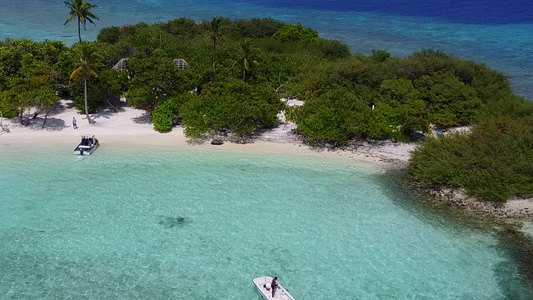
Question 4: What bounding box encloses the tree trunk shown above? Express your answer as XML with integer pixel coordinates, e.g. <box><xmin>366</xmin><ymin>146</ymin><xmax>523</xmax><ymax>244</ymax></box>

<box><xmin>84</xmin><ymin>76</ymin><xmax>92</xmax><ymax>124</ymax></box>
<box><xmin>78</xmin><ymin>18</ymin><xmax>82</xmax><ymax>43</ymax></box>
<box><xmin>18</xmin><ymin>111</ymin><xmax>24</xmax><ymax>125</ymax></box>
<box><xmin>106</xmin><ymin>99</ymin><xmax>119</xmax><ymax>113</ymax></box>
<box><xmin>212</xmin><ymin>40</ymin><xmax>216</xmax><ymax>69</ymax></box>
<box><xmin>243</xmin><ymin>69</ymin><xmax>246</xmax><ymax>81</ymax></box>
<box><xmin>42</xmin><ymin>110</ymin><xmax>49</xmax><ymax>128</ymax></box>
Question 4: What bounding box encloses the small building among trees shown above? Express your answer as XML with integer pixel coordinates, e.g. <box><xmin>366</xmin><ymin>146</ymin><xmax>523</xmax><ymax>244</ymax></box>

<box><xmin>173</xmin><ymin>59</ymin><xmax>188</xmax><ymax>69</ymax></box>
<box><xmin>112</xmin><ymin>58</ymin><xmax>128</xmax><ymax>72</ymax></box>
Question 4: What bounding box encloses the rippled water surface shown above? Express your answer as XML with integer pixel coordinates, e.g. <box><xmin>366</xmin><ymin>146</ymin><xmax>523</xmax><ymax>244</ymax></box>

<box><xmin>0</xmin><ymin>146</ymin><xmax>530</xmax><ymax>299</ymax></box>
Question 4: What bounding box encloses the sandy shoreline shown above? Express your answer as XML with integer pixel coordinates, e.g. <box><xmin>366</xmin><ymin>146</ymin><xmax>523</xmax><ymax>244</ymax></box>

<box><xmin>0</xmin><ymin>132</ymin><xmax>385</xmax><ymax>168</ymax></box>
<box><xmin>0</xmin><ymin>101</ymin><xmax>412</xmax><ymax>168</ymax></box>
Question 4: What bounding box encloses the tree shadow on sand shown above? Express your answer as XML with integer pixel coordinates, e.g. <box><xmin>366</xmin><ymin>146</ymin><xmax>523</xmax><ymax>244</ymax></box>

<box><xmin>6</xmin><ymin>115</ymin><xmax>68</xmax><ymax>131</ymax></box>
<box><xmin>30</xmin><ymin>118</ymin><xmax>67</xmax><ymax>131</ymax></box>
<box><xmin>132</xmin><ymin>112</ymin><xmax>152</xmax><ymax>124</ymax></box>
<box><xmin>90</xmin><ymin>110</ymin><xmax>118</xmax><ymax>122</ymax></box>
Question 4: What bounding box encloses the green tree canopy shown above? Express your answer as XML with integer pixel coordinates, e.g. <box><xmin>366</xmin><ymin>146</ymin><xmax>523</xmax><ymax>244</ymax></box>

<box><xmin>289</xmin><ymin>88</ymin><xmax>371</xmax><ymax>144</ymax></box>
<box><xmin>69</xmin><ymin>42</ymin><xmax>100</xmax><ymax>123</ymax></box>
<box><xmin>272</xmin><ymin>22</ymin><xmax>319</xmax><ymax>42</ymax></box>
<box><xmin>233</xmin><ymin>38</ymin><xmax>261</xmax><ymax>80</ymax></box>
<box><xmin>410</xmin><ymin>116</ymin><xmax>533</xmax><ymax>202</ymax></box>
<box><xmin>181</xmin><ymin>78</ymin><xmax>282</xmax><ymax>137</ymax></box>
<box><xmin>205</xmin><ymin>17</ymin><xmax>224</xmax><ymax>69</ymax></box>
<box><xmin>127</xmin><ymin>55</ymin><xmax>189</xmax><ymax>112</ymax></box>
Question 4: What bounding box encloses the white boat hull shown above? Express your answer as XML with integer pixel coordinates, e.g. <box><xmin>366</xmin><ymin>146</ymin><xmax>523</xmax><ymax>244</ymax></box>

<box><xmin>74</xmin><ymin>143</ymin><xmax>99</xmax><ymax>155</ymax></box>
<box><xmin>253</xmin><ymin>277</ymin><xmax>295</xmax><ymax>300</ymax></box>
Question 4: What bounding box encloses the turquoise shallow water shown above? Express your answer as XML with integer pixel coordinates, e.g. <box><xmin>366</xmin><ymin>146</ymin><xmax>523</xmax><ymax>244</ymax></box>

<box><xmin>0</xmin><ymin>146</ymin><xmax>530</xmax><ymax>299</ymax></box>
<box><xmin>0</xmin><ymin>0</ymin><xmax>532</xmax><ymax>99</ymax></box>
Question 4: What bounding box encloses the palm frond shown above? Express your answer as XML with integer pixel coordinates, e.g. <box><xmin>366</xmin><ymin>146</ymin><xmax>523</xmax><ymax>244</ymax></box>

<box><xmin>64</xmin><ymin>14</ymin><xmax>76</xmax><ymax>25</ymax></box>
<box><xmin>69</xmin><ymin>67</ymin><xmax>83</xmax><ymax>81</ymax></box>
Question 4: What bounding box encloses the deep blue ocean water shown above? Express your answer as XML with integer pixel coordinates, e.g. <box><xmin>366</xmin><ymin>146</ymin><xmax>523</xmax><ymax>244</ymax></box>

<box><xmin>0</xmin><ymin>0</ymin><xmax>532</xmax><ymax>99</ymax></box>
<box><xmin>258</xmin><ymin>0</ymin><xmax>533</xmax><ymax>24</ymax></box>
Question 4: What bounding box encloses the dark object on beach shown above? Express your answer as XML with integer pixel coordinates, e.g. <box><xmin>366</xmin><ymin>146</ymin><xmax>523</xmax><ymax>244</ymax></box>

<box><xmin>410</xmin><ymin>131</ymin><xmax>427</xmax><ymax>142</ymax></box>
<box><xmin>211</xmin><ymin>139</ymin><xmax>224</xmax><ymax>145</ymax></box>
<box><xmin>171</xmin><ymin>117</ymin><xmax>182</xmax><ymax>126</ymax></box>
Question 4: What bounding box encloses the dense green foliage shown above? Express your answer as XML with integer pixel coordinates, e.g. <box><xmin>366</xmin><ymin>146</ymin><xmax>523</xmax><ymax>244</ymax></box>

<box><xmin>286</xmin><ymin>49</ymin><xmax>528</xmax><ymax>143</ymax></box>
<box><xmin>6</xmin><ymin>19</ymin><xmax>507</xmax><ymax>137</ymax></box>
<box><xmin>404</xmin><ymin>52</ymin><xmax>533</xmax><ymax>202</ymax></box>
<box><xmin>152</xmin><ymin>94</ymin><xmax>193</xmax><ymax>132</ymax></box>
<box><xmin>0</xmin><ymin>39</ymin><xmax>62</xmax><ymax>123</ymax></box>
<box><xmin>180</xmin><ymin>78</ymin><xmax>282</xmax><ymax>136</ymax></box>
<box><xmin>272</xmin><ymin>22</ymin><xmax>319</xmax><ymax>42</ymax></box>
<box><xmin>127</xmin><ymin>55</ymin><xmax>190</xmax><ymax>112</ymax></box>
<box><xmin>97</xmin><ymin>26</ymin><xmax>121</xmax><ymax>44</ymax></box>
<box><xmin>410</xmin><ymin>116</ymin><xmax>533</xmax><ymax>202</ymax></box>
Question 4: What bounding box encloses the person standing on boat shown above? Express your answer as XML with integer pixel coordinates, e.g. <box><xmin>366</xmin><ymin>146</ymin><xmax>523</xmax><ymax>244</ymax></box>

<box><xmin>72</xmin><ymin>117</ymin><xmax>78</xmax><ymax>129</ymax></box>
<box><xmin>271</xmin><ymin>277</ymin><xmax>279</xmax><ymax>298</ymax></box>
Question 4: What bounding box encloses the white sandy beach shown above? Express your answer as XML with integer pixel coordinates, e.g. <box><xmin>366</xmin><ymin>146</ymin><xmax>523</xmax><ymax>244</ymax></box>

<box><xmin>0</xmin><ymin>100</ymin><xmax>413</xmax><ymax>166</ymax></box>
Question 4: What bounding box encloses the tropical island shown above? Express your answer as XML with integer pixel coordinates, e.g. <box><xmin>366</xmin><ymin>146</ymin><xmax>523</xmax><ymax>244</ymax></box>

<box><xmin>1</xmin><ymin>1</ymin><xmax>533</xmax><ymax>298</ymax></box>
<box><xmin>0</xmin><ymin>1</ymin><xmax>532</xmax><ymax>217</ymax></box>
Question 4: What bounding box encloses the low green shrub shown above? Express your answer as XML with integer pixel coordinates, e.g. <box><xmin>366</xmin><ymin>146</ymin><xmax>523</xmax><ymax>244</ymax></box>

<box><xmin>409</xmin><ymin>116</ymin><xmax>533</xmax><ymax>202</ymax></box>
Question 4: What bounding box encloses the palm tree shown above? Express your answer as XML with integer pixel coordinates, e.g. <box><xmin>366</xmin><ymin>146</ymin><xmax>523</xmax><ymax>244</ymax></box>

<box><xmin>206</xmin><ymin>17</ymin><xmax>223</xmax><ymax>69</ymax></box>
<box><xmin>64</xmin><ymin>0</ymin><xmax>99</xmax><ymax>43</ymax></box>
<box><xmin>70</xmin><ymin>43</ymin><xmax>98</xmax><ymax>124</ymax></box>
<box><xmin>234</xmin><ymin>38</ymin><xmax>260</xmax><ymax>81</ymax></box>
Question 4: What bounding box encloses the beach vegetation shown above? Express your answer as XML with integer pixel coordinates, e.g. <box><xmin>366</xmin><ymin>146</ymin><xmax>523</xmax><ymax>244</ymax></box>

<box><xmin>0</xmin><ymin>19</ymin><xmax>525</xmax><ymax>139</ymax></box>
<box><xmin>97</xmin><ymin>26</ymin><xmax>121</xmax><ymax>45</ymax></box>
<box><xmin>152</xmin><ymin>94</ymin><xmax>194</xmax><ymax>132</ymax></box>
<box><xmin>205</xmin><ymin>17</ymin><xmax>224</xmax><ymax>69</ymax></box>
<box><xmin>0</xmin><ymin>19</ymin><xmax>527</xmax><ymax>140</ymax></box>
<box><xmin>410</xmin><ymin>114</ymin><xmax>533</xmax><ymax>202</ymax></box>
<box><xmin>371</xmin><ymin>49</ymin><xmax>391</xmax><ymax>62</ymax></box>
<box><xmin>272</xmin><ymin>22</ymin><xmax>319</xmax><ymax>42</ymax></box>
<box><xmin>309</xmin><ymin>39</ymin><xmax>351</xmax><ymax>60</ymax></box>
<box><xmin>0</xmin><ymin>39</ymin><xmax>61</xmax><ymax>124</ymax></box>
<box><xmin>1</xmin><ymin>17</ymin><xmax>532</xmax><ymax>202</ymax></box>
<box><xmin>70</xmin><ymin>68</ymin><xmax>126</xmax><ymax>113</ymax></box>
<box><xmin>233</xmin><ymin>38</ymin><xmax>261</xmax><ymax>80</ymax></box>
<box><xmin>126</xmin><ymin>55</ymin><xmax>192</xmax><ymax>112</ymax></box>
<box><xmin>69</xmin><ymin>42</ymin><xmax>100</xmax><ymax>123</ymax></box>
<box><xmin>180</xmin><ymin>77</ymin><xmax>282</xmax><ymax>137</ymax></box>
<box><xmin>229</xmin><ymin>18</ymin><xmax>284</xmax><ymax>39</ymax></box>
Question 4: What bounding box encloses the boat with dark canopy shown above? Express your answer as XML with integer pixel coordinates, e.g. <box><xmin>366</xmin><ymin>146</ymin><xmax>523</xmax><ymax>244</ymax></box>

<box><xmin>74</xmin><ymin>134</ymin><xmax>99</xmax><ymax>155</ymax></box>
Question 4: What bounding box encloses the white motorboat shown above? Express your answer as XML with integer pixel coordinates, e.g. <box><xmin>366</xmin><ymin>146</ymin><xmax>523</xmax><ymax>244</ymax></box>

<box><xmin>253</xmin><ymin>277</ymin><xmax>295</xmax><ymax>300</ymax></box>
<box><xmin>74</xmin><ymin>134</ymin><xmax>99</xmax><ymax>155</ymax></box>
